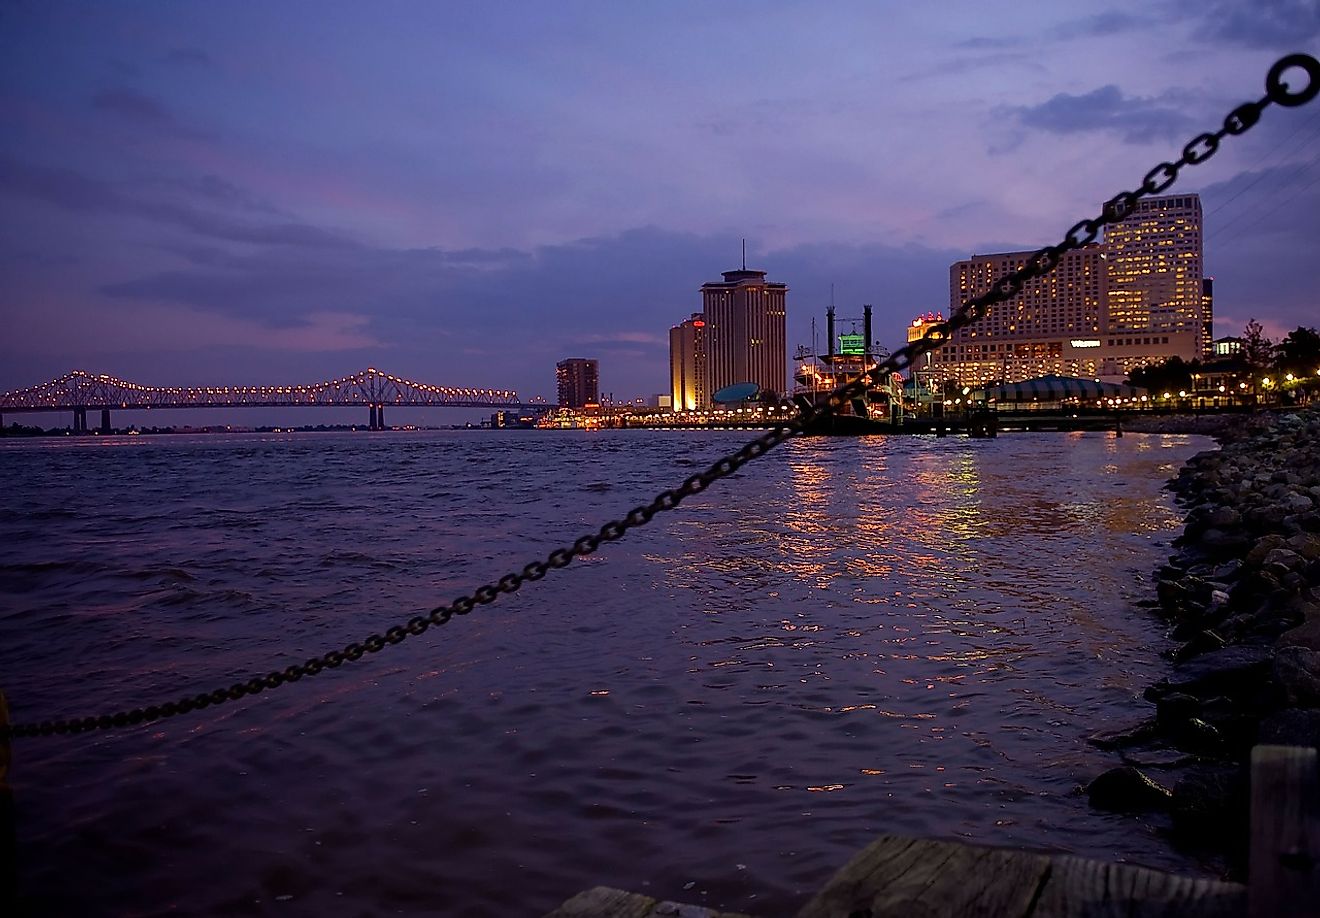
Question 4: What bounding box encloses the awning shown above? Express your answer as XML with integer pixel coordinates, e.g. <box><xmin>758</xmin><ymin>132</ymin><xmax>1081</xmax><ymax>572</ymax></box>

<box><xmin>975</xmin><ymin>374</ymin><xmax>1146</xmax><ymax>402</ymax></box>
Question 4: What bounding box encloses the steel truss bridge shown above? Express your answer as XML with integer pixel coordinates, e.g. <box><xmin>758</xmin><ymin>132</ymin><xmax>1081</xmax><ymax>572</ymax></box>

<box><xmin>0</xmin><ymin>368</ymin><xmax>546</xmax><ymax>431</ymax></box>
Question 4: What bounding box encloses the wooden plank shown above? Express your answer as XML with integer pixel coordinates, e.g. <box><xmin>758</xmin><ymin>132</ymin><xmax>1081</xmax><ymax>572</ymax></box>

<box><xmin>543</xmin><ymin>886</ymin><xmax>754</xmax><ymax>918</ymax></box>
<box><xmin>1037</xmin><ymin>854</ymin><xmax>1244</xmax><ymax>917</ymax></box>
<box><xmin>0</xmin><ymin>689</ymin><xmax>9</xmax><ymax>791</ymax></box>
<box><xmin>1</xmin><ymin>689</ymin><xmax>14</xmax><ymax>911</ymax></box>
<box><xmin>795</xmin><ymin>834</ymin><xmax>1050</xmax><ymax>918</ymax></box>
<box><xmin>1249</xmin><ymin>745</ymin><xmax>1320</xmax><ymax>918</ymax></box>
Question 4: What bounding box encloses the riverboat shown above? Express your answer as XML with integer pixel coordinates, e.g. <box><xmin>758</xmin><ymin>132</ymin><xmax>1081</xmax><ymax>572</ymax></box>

<box><xmin>793</xmin><ymin>305</ymin><xmax>904</xmax><ymax>436</ymax></box>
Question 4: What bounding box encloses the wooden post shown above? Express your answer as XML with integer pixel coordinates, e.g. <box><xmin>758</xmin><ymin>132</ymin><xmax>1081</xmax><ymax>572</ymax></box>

<box><xmin>1250</xmin><ymin>745</ymin><xmax>1320</xmax><ymax>918</ymax></box>
<box><xmin>1</xmin><ymin>690</ymin><xmax>14</xmax><ymax>910</ymax></box>
<box><xmin>0</xmin><ymin>689</ymin><xmax>9</xmax><ymax>791</ymax></box>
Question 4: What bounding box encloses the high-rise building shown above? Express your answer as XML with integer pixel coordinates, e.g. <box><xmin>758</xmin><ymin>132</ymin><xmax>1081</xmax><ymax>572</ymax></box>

<box><xmin>935</xmin><ymin>244</ymin><xmax>1111</xmax><ymax>385</ymax></box>
<box><xmin>1104</xmin><ymin>194</ymin><xmax>1207</xmax><ymax>355</ymax></box>
<box><xmin>700</xmin><ymin>267</ymin><xmax>788</xmax><ymax>398</ymax></box>
<box><xmin>669</xmin><ymin>313</ymin><xmax>708</xmax><ymax>412</ymax></box>
<box><xmin>931</xmin><ymin>194</ymin><xmax>1209</xmax><ymax>385</ymax></box>
<box><xmin>556</xmin><ymin>358</ymin><xmax>599</xmax><ymax>408</ymax></box>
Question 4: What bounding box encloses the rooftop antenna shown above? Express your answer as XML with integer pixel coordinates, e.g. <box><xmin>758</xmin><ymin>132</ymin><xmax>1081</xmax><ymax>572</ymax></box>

<box><xmin>741</xmin><ymin>238</ymin><xmax>746</xmax><ymax>270</ymax></box>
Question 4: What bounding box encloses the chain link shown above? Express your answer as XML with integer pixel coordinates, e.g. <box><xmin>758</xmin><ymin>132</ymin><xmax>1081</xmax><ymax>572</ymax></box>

<box><xmin>5</xmin><ymin>52</ymin><xmax>1318</xmax><ymax>742</ymax></box>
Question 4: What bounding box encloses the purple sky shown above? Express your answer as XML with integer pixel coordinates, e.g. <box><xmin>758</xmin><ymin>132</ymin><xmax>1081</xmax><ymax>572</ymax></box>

<box><xmin>2</xmin><ymin>1</ymin><xmax>1319</xmax><ymax>407</ymax></box>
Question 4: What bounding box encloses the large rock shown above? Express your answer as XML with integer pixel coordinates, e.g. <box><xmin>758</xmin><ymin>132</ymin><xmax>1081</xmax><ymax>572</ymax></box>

<box><xmin>1263</xmin><ymin>548</ymin><xmax>1305</xmax><ymax>572</ymax></box>
<box><xmin>1086</xmin><ymin>719</ymin><xmax>1158</xmax><ymax>750</ymax></box>
<box><xmin>1151</xmin><ymin>645</ymin><xmax>1272</xmax><ymax>700</ymax></box>
<box><xmin>1087</xmin><ymin>766</ymin><xmax>1173</xmax><ymax>812</ymax></box>
<box><xmin>1284</xmin><ymin>492</ymin><xmax>1316</xmax><ymax>514</ymax></box>
<box><xmin>1275</xmin><ymin>645</ymin><xmax>1320</xmax><ymax>707</ymax></box>
<box><xmin>1170</xmin><ymin>765</ymin><xmax>1248</xmax><ymax>861</ymax></box>
<box><xmin>1277</xmin><ymin>618</ymin><xmax>1320</xmax><ymax>652</ymax></box>
<box><xmin>1199</xmin><ymin>528</ymin><xmax>1253</xmax><ymax>557</ymax></box>
<box><xmin>1258</xmin><ymin>708</ymin><xmax>1320</xmax><ymax>748</ymax></box>
<box><xmin>1247</xmin><ymin>534</ymin><xmax>1289</xmax><ymax>565</ymax></box>
<box><xmin>1292</xmin><ymin>532</ymin><xmax>1320</xmax><ymax>562</ymax></box>
<box><xmin>1166</xmin><ymin>716</ymin><xmax>1225</xmax><ymax>756</ymax></box>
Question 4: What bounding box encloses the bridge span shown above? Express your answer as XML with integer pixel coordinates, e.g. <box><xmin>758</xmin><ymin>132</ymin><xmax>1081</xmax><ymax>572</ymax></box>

<box><xmin>0</xmin><ymin>368</ymin><xmax>547</xmax><ymax>431</ymax></box>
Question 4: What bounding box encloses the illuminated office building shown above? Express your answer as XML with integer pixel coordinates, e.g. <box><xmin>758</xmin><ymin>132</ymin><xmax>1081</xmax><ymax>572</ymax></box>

<box><xmin>934</xmin><ymin>244</ymin><xmax>1111</xmax><ymax>385</ymax></box>
<box><xmin>700</xmin><ymin>266</ymin><xmax>788</xmax><ymax>398</ymax></box>
<box><xmin>556</xmin><ymin>358</ymin><xmax>599</xmax><ymax>408</ymax></box>
<box><xmin>1105</xmin><ymin>194</ymin><xmax>1208</xmax><ymax>356</ymax></box>
<box><xmin>669</xmin><ymin>313</ymin><xmax>708</xmax><ymax>411</ymax></box>
<box><xmin>931</xmin><ymin>194</ymin><xmax>1208</xmax><ymax>385</ymax></box>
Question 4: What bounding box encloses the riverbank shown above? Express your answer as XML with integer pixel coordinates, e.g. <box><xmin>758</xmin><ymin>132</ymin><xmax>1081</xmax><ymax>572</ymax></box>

<box><xmin>1087</xmin><ymin>407</ymin><xmax>1320</xmax><ymax>873</ymax></box>
<box><xmin>1121</xmin><ymin>411</ymin><xmax>1283</xmax><ymax>440</ymax></box>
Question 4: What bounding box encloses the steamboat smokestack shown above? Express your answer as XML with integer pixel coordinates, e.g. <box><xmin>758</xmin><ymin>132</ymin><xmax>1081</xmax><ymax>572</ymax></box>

<box><xmin>863</xmin><ymin>304</ymin><xmax>873</xmax><ymax>363</ymax></box>
<box><xmin>826</xmin><ymin>306</ymin><xmax>836</xmax><ymax>360</ymax></box>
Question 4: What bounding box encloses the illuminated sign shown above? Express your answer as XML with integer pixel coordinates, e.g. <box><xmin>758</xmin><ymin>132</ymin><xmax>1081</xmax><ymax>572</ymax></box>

<box><xmin>838</xmin><ymin>333</ymin><xmax>865</xmax><ymax>355</ymax></box>
<box><xmin>1070</xmin><ymin>339</ymin><xmax>1102</xmax><ymax>348</ymax></box>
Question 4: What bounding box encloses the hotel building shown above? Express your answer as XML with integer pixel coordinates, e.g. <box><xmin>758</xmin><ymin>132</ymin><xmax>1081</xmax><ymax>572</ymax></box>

<box><xmin>700</xmin><ymin>267</ymin><xmax>788</xmax><ymax>399</ymax></box>
<box><xmin>668</xmin><ymin>313</ymin><xmax>708</xmax><ymax>411</ymax></box>
<box><xmin>929</xmin><ymin>193</ymin><xmax>1207</xmax><ymax>386</ymax></box>
<box><xmin>556</xmin><ymin>358</ymin><xmax>599</xmax><ymax>408</ymax></box>
<box><xmin>1105</xmin><ymin>194</ymin><xmax>1208</xmax><ymax>355</ymax></box>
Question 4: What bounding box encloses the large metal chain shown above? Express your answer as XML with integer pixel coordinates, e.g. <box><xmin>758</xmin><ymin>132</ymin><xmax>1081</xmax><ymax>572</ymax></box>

<box><xmin>5</xmin><ymin>52</ymin><xmax>1317</xmax><ymax>742</ymax></box>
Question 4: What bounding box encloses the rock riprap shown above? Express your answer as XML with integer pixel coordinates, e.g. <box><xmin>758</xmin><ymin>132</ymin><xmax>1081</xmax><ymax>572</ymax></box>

<box><xmin>1086</xmin><ymin>407</ymin><xmax>1320</xmax><ymax>868</ymax></box>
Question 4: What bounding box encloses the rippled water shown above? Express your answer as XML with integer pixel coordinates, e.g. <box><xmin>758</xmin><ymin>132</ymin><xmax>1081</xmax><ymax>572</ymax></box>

<box><xmin>2</xmin><ymin>429</ymin><xmax>1213</xmax><ymax>916</ymax></box>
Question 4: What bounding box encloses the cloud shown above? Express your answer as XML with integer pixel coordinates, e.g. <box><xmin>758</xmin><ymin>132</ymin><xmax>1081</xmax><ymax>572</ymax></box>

<box><xmin>1180</xmin><ymin>0</ymin><xmax>1320</xmax><ymax>48</ymax></box>
<box><xmin>80</xmin><ymin>224</ymin><xmax>966</xmax><ymax>398</ymax></box>
<box><xmin>1011</xmin><ymin>85</ymin><xmax>1198</xmax><ymax>144</ymax></box>
<box><xmin>955</xmin><ymin>36</ymin><xmax>1022</xmax><ymax>50</ymax></box>
<box><xmin>91</xmin><ymin>88</ymin><xmax>212</xmax><ymax>141</ymax></box>
<box><xmin>1052</xmin><ymin>12</ymin><xmax>1146</xmax><ymax>40</ymax></box>
<box><xmin>163</xmin><ymin>47</ymin><xmax>212</xmax><ymax>67</ymax></box>
<box><xmin>902</xmin><ymin>51</ymin><xmax>1041</xmax><ymax>83</ymax></box>
<box><xmin>0</xmin><ymin>156</ymin><xmax>359</xmax><ymax>249</ymax></box>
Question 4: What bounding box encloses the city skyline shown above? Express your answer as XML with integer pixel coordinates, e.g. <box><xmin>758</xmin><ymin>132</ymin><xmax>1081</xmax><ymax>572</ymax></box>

<box><xmin>2</xmin><ymin>3</ymin><xmax>1319</xmax><ymax>402</ymax></box>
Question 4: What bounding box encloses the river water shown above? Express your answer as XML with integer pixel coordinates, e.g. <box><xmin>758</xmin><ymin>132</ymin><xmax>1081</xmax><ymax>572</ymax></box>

<box><xmin>2</xmin><ymin>429</ymin><xmax>1213</xmax><ymax>916</ymax></box>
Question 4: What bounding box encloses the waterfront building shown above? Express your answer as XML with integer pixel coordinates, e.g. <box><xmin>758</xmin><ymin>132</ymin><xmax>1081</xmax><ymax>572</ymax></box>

<box><xmin>936</xmin><ymin>244</ymin><xmax>1110</xmax><ymax>385</ymax></box>
<box><xmin>907</xmin><ymin>312</ymin><xmax>944</xmax><ymax>344</ymax></box>
<box><xmin>932</xmin><ymin>194</ymin><xmax>1209</xmax><ymax>386</ymax></box>
<box><xmin>668</xmin><ymin>313</ymin><xmax>708</xmax><ymax>412</ymax></box>
<box><xmin>556</xmin><ymin>358</ymin><xmax>599</xmax><ymax>408</ymax></box>
<box><xmin>1213</xmin><ymin>336</ymin><xmax>1244</xmax><ymax>357</ymax></box>
<box><xmin>700</xmin><ymin>265</ymin><xmax>788</xmax><ymax>398</ymax></box>
<box><xmin>1105</xmin><ymin>194</ymin><xmax>1208</xmax><ymax>356</ymax></box>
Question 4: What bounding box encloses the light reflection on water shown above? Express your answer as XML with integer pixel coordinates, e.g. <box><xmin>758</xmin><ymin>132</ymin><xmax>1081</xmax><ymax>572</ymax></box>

<box><xmin>0</xmin><ymin>429</ymin><xmax>1211</xmax><ymax>916</ymax></box>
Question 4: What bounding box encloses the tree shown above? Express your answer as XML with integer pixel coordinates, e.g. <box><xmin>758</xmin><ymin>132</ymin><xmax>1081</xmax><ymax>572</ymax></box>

<box><xmin>1242</xmin><ymin>318</ymin><xmax>1276</xmax><ymax>373</ymax></box>
<box><xmin>1276</xmin><ymin>326</ymin><xmax>1320</xmax><ymax>378</ymax></box>
<box><xmin>1240</xmin><ymin>318</ymin><xmax>1278</xmax><ymax>403</ymax></box>
<box><xmin>1126</xmin><ymin>356</ymin><xmax>1198</xmax><ymax>395</ymax></box>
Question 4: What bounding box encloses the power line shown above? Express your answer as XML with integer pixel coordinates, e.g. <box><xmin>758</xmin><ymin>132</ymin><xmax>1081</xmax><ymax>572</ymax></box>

<box><xmin>1212</xmin><ymin>164</ymin><xmax>1320</xmax><ymax>249</ymax></box>
<box><xmin>1205</xmin><ymin>106</ymin><xmax>1320</xmax><ymax>218</ymax></box>
<box><xmin>1208</xmin><ymin>143</ymin><xmax>1320</xmax><ymax>244</ymax></box>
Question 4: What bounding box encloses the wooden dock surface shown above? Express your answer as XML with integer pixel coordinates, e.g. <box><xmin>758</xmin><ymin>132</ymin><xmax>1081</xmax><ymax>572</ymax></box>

<box><xmin>797</xmin><ymin>835</ymin><xmax>1243</xmax><ymax>918</ymax></box>
<box><xmin>546</xmin><ymin>837</ymin><xmax>1244</xmax><ymax>918</ymax></box>
<box><xmin>548</xmin><ymin>742</ymin><xmax>1320</xmax><ymax>917</ymax></box>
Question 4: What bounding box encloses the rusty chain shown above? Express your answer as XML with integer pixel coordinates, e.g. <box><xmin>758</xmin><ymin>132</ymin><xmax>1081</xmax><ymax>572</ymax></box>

<box><xmin>5</xmin><ymin>52</ymin><xmax>1318</xmax><ymax>741</ymax></box>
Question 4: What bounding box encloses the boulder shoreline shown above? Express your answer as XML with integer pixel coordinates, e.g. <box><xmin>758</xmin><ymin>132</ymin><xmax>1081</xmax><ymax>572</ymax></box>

<box><xmin>1085</xmin><ymin>406</ymin><xmax>1320</xmax><ymax>874</ymax></box>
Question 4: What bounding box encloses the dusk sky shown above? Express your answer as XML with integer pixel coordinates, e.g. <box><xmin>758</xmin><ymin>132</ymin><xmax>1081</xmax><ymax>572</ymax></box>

<box><xmin>2</xmin><ymin>1</ymin><xmax>1319</xmax><ymax>406</ymax></box>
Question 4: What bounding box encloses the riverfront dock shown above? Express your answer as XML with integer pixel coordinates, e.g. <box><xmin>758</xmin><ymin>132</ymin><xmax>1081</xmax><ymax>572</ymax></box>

<box><xmin>547</xmin><ymin>745</ymin><xmax>1318</xmax><ymax>918</ymax></box>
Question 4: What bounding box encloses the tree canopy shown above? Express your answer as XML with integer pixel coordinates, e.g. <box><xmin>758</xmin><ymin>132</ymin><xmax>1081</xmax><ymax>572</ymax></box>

<box><xmin>1277</xmin><ymin>326</ymin><xmax>1320</xmax><ymax>377</ymax></box>
<box><xmin>1127</xmin><ymin>356</ymin><xmax>1199</xmax><ymax>394</ymax></box>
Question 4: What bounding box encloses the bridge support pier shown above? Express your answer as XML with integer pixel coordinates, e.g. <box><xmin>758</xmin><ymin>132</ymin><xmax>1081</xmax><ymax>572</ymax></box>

<box><xmin>100</xmin><ymin>409</ymin><xmax>111</xmax><ymax>434</ymax></box>
<box><xmin>377</xmin><ymin>405</ymin><xmax>385</xmax><ymax>430</ymax></box>
<box><xmin>73</xmin><ymin>407</ymin><xmax>87</xmax><ymax>433</ymax></box>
